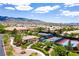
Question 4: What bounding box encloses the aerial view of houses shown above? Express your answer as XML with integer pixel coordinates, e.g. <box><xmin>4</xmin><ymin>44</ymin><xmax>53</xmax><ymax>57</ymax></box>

<box><xmin>0</xmin><ymin>2</ymin><xmax>79</xmax><ymax>56</ymax></box>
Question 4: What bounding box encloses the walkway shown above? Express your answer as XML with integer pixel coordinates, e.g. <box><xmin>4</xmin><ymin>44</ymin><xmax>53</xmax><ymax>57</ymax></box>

<box><xmin>26</xmin><ymin>49</ymin><xmax>45</xmax><ymax>56</ymax></box>
<box><xmin>10</xmin><ymin>37</ymin><xmax>45</xmax><ymax>56</ymax></box>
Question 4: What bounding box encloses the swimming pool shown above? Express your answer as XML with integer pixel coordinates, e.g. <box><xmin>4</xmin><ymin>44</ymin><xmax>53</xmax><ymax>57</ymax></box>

<box><xmin>62</xmin><ymin>40</ymin><xmax>79</xmax><ymax>47</ymax></box>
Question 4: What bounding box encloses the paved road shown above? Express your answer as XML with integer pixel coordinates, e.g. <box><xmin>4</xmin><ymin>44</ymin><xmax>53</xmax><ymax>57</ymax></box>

<box><xmin>0</xmin><ymin>34</ymin><xmax>5</xmax><ymax>56</ymax></box>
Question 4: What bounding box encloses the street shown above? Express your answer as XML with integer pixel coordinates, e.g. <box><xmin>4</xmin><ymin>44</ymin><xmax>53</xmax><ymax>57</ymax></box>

<box><xmin>0</xmin><ymin>34</ymin><xmax>5</xmax><ymax>56</ymax></box>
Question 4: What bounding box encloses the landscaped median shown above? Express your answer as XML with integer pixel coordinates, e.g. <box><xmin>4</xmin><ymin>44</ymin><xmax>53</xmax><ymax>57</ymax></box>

<box><xmin>3</xmin><ymin>34</ymin><xmax>14</xmax><ymax>56</ymax></box>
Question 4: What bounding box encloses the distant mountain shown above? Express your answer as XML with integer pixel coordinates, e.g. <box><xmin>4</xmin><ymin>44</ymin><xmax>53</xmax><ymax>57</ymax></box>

<box><xmin>64</xmin><ymin>23</ymin><xmax>79</xmax><ymax>26</ymax></box>
<box><xmin>0</xmin><ymin>16</ymin><xmax>45</xmax><ymax>24</ymax></box>
<box><xmin>0</xmin><ymin>16</ymin><xmax>38</xmax><ymax>21</ymax></box>
<box><xmin>0</xmin><ymin>16</ymin><xmax>79</xmax><ymax>26</ymax></box>
<box><xmin>0</xmin><ymin>16</ymin><xmax>8</xmax><ymax>21</ymax></box>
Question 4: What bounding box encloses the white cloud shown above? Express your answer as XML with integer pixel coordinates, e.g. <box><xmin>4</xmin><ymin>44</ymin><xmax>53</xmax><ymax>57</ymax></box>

<box><xmin>61</xmin><ymin>10</ymin><xmax>79</xmax><ymax>17</ymax></box>
<box><xmin>15</xmin><ymin>5</ymin><xmax>33</xmax><ymax>11</ymax></box>
<box><xmin>0</xmin><ymin>0</ymin><xmax>34</xmax><ymax>11</ymax></box>
<box><xmin>4</xmin><ymin>7</ymin><xmax>15</xmax><ymax>10</ymax></box>
<box><xmin>0</xmin><ymin>3</ymin><xmax>2</xmax><ymax>5</ymax></box>
<box><xmin>64</xmin><ymin>3</ymin><xmax>79</xmax><ymax>7</ymax></box>
<box><xmin>0</xmin><ymin>0</ymin><xmax>31</xmax><ymax>5</ymax></box>
<box><xmin>0</xmin><ymin>0</ymin><xmax>32</xmax><ymax>11</ymax></box>
<box><xmin>0</xmin><ymin>0</ymin><xmax>79</xmax><ymax>11</ymax></box>
<box><xmin>34</xmin><ymin>5</ymin><xmax>60</xmax><ymax>13</ymax></box>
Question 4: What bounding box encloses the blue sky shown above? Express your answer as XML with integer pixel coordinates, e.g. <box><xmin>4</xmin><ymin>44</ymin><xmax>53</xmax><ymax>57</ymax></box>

<box><xmin>0</xmin><ymin>2</ymin><xmax>79</xmax><ymax>23</ymax></box>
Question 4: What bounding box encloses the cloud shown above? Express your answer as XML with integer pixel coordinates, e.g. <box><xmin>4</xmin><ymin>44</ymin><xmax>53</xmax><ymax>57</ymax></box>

<box><xmin>0</xmin><ymin>0</ymin><xmax>31</xmax><ymax>5</ymax></box>
<box><xmin>4</xmin><ymin>7</ymin><xmax>15</xmax><ymax>10</ymax></box>
<box><xmin>34</xmin><ymin>5</ymin><xmax>60</xmax><ymax>13</ymax></box>
<box><xmin>0</xmin><ymin>0</ymin><xmax>79</xmax><ymax>11</ymax></box>
<box><xmin>0</xmin><ymin>3</ymin><xmax>2</xmax><ymax>5</ymax></box>
<box><xmin>0</xmin><ymin>0</ymin><xmax>33</xmax><ymax>11</ymax></box>
<box><xmin>15</xmin><ymin>5</ymin><xmax>33</xmax><ymax>11</ymax></box>
<box><xmin>64</xmin><ymin>3</ymin><xmax>79</xmax><ymax>7</ymax></box>
<box><xmin>61</xmin><ymin>10</ymin><xmax>79</xmax><ymax>17</ymax></box>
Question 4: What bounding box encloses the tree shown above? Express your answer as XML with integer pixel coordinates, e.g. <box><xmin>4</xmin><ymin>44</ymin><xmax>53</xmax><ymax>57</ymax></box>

<box><xmin>27</xmin><ymin>31</ymin><xmax>33</xmax><ymax>35</ymax></box>
<box><xmin>44</xmin><ymin>41</ymin><xmax>54</xmax><ymax>47</ymax></box>
<box><xmin>3</xmin><ymin>34</ymin><xmax>9</xmax><ymax>45</ymax></box>
<box><xmin>77</xmin><ymin>43</ymin><xmax>79</xmax><ymax>51</ymax></box>
<box><xmin>67</xmin><ymin>40</ymin><xmax>73</xmax><ymax>51</ymax></box>
<box><xmin>32</xmin><ymin>32</ymin><xmax>38</xmax><ymax>36</ymax></box>
<box><xmin>14</xmin><ymin>34</ymin><xmax>22</xmax><ymax>46</ymax></box>
<box><xmin>47</xmin><ymin>28</ymin><xmax>51</xmax><ymax>33</ymax></box>
<box><xmin>52</xmin><ymin>46</ymin><xmax>67</xmax><ymax>56</ymax></box>
<box><xmin>25</xmin><ymin>30</ymin><xmax>28</xmax><ymax>35</ymax></box>
<box><xmin>58</xmin><ymin>29</ymin><xmax>62</xmax><ymax>34</ymax></box>
<box><xmin>11</xmin><ymin>28</ymin><xmax>17</xmax><ymax>36</ymax></box>
<box><xmin>0</xmin><ymin>24</ymin><xmax>5</xmax><ymax>33</ymax></box>
<box><xmin>21</xmin><ymin>44</ymin><xmax>27</xmax><ymax>49</ymax></box>
<box><xmin>35</xmin><ymin>27</ymin><xmax>45</xmax><ymax>32</ymax></box>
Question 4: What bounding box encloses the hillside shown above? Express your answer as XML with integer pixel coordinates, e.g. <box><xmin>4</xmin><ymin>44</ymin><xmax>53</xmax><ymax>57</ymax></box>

<box><xmin>0</xmin><ymin>16</ymin><xmax>79</xmax><ymax>26</ymax></box>
<box><xmin>0</xmin><ymin>16</ymin><xmax>47</xmax><ymax>25</ymax></box>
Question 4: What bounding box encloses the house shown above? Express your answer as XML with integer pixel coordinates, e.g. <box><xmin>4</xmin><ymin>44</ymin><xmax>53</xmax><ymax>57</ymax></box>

<box><xmin>48</xmin><ymin>37</ymin><xmax>62</xmax><ymax>42</ymax></box>
<box><xmin>5</xmin><ymin>26</ymin><xmax>36</xmax><ymax>31</ymax></box>
<box><xmin>38</xmin><ymin>32</ymin><xmax>54</xmax><ymax>41</ymax></box>
<box><xmin>22</xmin><ymin>35</ymin><xmax>39</xmax><ymax>43</ymax></box>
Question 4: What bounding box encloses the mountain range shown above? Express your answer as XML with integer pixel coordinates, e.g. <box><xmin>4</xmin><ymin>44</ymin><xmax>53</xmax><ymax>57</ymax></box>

<box><xmin>0</xmin><ymin>16</ymin><xmax>79</xmax><ymax>26</ymax></box>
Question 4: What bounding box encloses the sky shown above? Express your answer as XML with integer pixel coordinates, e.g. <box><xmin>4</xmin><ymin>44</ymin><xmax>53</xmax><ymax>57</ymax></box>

<box><xmin>0</xmin><ymin>0</ymin><xmax>79</xmax><ymax>23</ymax></box>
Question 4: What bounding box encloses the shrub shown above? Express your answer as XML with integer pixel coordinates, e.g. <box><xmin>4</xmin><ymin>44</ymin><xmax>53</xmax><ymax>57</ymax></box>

<box><xmin>53</xmin><ymin>46</ymin><xmax>67</xmax><ymax>56</ymax></box>
<box><xmin>30</xmin><ymin>52</ymin><xmax>38</xmax><ymax>56</ymax></box>
<box><xmin>68</xmin><ymin>52</ymin><xmax>78</xmax><ymax>56</ymax></box>
<box><xmin>3</xmin><ymin>34</ymin><xmax>9</xmax><ymax>45</ymax></box>
<box><xmin>0</xmin><ymin>24</ymin><xmax>5</xmax><ymax>33</ymax></box>
<box><xmin>50</xmin><ymin>50</ymin><xmax>57</xmax><ymax>56</ymax></box>
<box><xmin>31</xmin><ymin>45</ymin><xmax>49</xmax><ymax>55</ymax></box>
<box><xmin>6</xmin><ymin>46</ymin><xmax>13</xmax><ymax>56</ymax></box>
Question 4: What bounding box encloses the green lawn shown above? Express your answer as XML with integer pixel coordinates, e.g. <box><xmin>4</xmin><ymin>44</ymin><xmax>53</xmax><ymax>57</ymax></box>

<box><xmin>30</xmin><ymin>52</ymin><xmax>38</xmax><ymax>56</ymax></box>
<box><xmin>31</xmin><ymin>42</ymin><xmax>54</xmax><ymax>56</ymax></box>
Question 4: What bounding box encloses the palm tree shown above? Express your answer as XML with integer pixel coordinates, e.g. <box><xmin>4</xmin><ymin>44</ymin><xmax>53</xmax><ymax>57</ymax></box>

<box><xmin>67</xmin><ymin>40</ymin><xmax>73</xmax><ymax>51</ymax></box>
<box><xmin>14</xmin><ymin>34</ymin><xmax>22</xmax><ymax>46</ymax></box>
<box><xmin>11</xmin><ymin>28</ymin><xmax>17</xmax><ymax>36</ymax></box>
<box><xmin>47</xmin><ymin>28</ymin><xmax>51</xmax><ymax>33</ymax></box>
